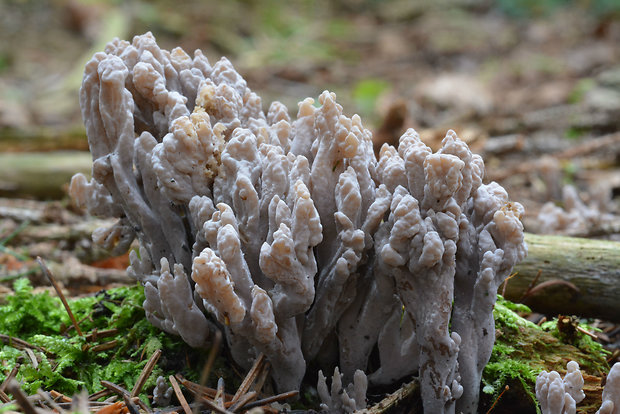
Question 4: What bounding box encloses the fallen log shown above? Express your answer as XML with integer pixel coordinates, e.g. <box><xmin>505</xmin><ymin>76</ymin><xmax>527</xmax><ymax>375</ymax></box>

<box><xmin>0</xmin><ymin>126</ymin><xmax>88</xmax><ymax>152</ymax></box>
<box><xmin>505</xmin><ymin>232</ymin><xmax>620</xmax><ymax>322</ymax></box>
<box><xmin>0</xmin><ymin>151</ymin><xmax>91</xmax><ymax>200</ymax></box>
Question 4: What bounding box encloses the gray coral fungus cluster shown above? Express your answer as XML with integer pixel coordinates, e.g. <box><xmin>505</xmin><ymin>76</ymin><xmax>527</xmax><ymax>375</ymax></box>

<box><xmin>70</xmin><ymin>33</ymin><xmax>527</xmax><ymax>413</ymax></box>
<box><xmin>536</xmin><ymin>361</ymin><xmax>620</xmax><ymax>414</ymax></box>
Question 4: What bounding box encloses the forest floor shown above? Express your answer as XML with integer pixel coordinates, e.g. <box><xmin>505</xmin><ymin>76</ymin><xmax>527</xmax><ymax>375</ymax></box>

<box><xmin>2</xmin><ymin>0</ymin><xmax>620</xmax><ymax>231</ymax></box>
<box><xmin>1</xmin><ymin>0</ymin><xmax>620</xmax><ymax>412</ymax></box>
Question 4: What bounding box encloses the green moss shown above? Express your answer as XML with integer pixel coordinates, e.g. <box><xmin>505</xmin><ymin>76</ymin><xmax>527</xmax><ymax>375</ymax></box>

<box><xmin>0</xmin><ymin>277</ymin><xmax>70</xmax><ymax>335</ymax></box>
<box><xmin>539</xmin><ymin>317</ymin><xmax>609</xmax><ymax>374</ymax></box>
<box><xmin>483</xmin><ymin>296</ymin><xmax>541</xmax><ymax>408</ymax></box>
<box><xmin>2</xmin><ymin>282</ymin><xmax>610</xmax><ymax>410</ymax></box>
<box><xmin>493</xmin><ymin>296</ymin><xmax>538</xmax><ymax>331</ymax></box>
<box><xmin>481</xmin><ymin>295</ymin><xmax>609</xmax><ymax>413</ymax></box>
<box><xmin>0</xmin><ymin>280</ymin><xmax>217</xmax><ymax>401</ymax></box>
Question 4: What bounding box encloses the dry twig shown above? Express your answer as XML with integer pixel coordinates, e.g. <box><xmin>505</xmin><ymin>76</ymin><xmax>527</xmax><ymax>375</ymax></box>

<box><xmin>486</xmin><ymin>385</ymin><xmax>509</xmax><ymax>414</ymax></box>
<box><xmin>228</xmin><ymin>391</ymin><xmax>257</xmax><ymax>412</ymax></box>
<box><xmin>50</xmin><ymin>390</ymin><xmax>72</xmax><ymax>403</ymax></box>
<box><xmin>521</xmin><ymin>279</ymin><xmax>580</xmax><ymax>302</ymax></box>
<box><xmin>37</xmin><ymin>256</ymin><xmax>83</xmax><ymax>336</ymax></box>
<box><xmin>0</xmin><ymin>334</ymin><xmax>47</xmax><ymax>354</ymax></box>
<box><xmin>131</xmin><ymin>349</ymin><xmax>161</xmax><ymax>398</ymax></box>
<box><xmin>85</xmin><ymin>329</ymin><xmax>118</xmax><ymax>342</ymax></box>
<box><xmin>199</xmin><ymin>396</ymin><xmax>234</xmax><ymax>414</ymax></box>
<box><xmin>37</xmin><ymin>390</ymin><xmax>65</xmax><ymax>413</ymax></box>
<box><xmin>6</xmin><ymin>379</ymin><xmax>38</xmax><ymax>414</ymax></box>
<box><xmin>174</xmin><ymin>374</ymin><xmax>234</xmax><ymax>401</ymax></box>
<box><xmin>88</xmin><ymin>340</ymin><xmax>119</xmax><ymax>353</ymax></box>
<box><xmin>357</xmin><ymin>379</ymin><xmax>420</xmax><ymax>414</ymax></box>
<box><xmin>169</xmin><ymin>375</ymin><xmax>192</xmax><ymax>414</ymax></box>
<box><xmin>251</xmin><ymin>361</ymin><xmax>270</xmax><ymax>393</ymax></box>
<box><xmin>241</xmin><ymin>390</ymin><xmax>299</xmax><ymax>410</ymax></box>
<box><xmin>88</xmin><ymin>389</ymin><xmax>113</xmax><ymax>401</ymax></box>
<box><xmin>0</xmin><ymin>364</ymin><xmax>20</xmax><ymax>403</ymax></box>
<box><xmin>122</xmin><ymin>393</ymin><xmax>140</xmax><ymax>414</ymax></box>
<box><xmin>518</xmin><ymin>269</ymin><xmax>543</xmax><ymax>303</ymax></box>
<box><xmin>231</xmin><ymin>353</ymin><xmax>264</xmax><ymax>404</ymax></box>
<box><xmin>100</xmin><ymin>381</ymin><xmax>150</xmax><ymax>413</ymax></box>
<box><xmin>199</xmin><ymin>329</ymin><xmax>222</xmax><ymax>388</ymax></box>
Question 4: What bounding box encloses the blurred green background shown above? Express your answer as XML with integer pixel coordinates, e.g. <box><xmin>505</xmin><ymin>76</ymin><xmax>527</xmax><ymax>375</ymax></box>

<box><xmin>1</xmin><ymin>0</ymin><xmax>620</xmax><ymax>199</ymax></box>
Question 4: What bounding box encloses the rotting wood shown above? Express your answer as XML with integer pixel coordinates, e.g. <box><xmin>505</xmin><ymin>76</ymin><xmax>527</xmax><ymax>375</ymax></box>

<box><xmin>505</xmin><ymin>232</ymin><xmax>620</xmax><ymax>322</ymax></box>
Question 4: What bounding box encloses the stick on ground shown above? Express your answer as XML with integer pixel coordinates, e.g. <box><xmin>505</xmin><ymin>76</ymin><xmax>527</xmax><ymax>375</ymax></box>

<box><xmin>131</xmin><ymin>349</ymin><xmax>161</xmax><ymax>397</ymax></box>
<box><xmin>169</xmin><ymin>375</ymin><xmax>192</xmax><ymax>414</ymax></box>
<box><xmin>37</xmin><ymin>256</ymin><xmax>83</xmax><ymax>336</ymax></box>
<box><xmin>6</xmin><ymin>379</ymin><xmax>38</xmax><ymax>414</ymax></box>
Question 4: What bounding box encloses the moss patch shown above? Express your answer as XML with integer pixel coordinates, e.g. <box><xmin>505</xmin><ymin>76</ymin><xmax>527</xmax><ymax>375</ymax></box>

<box><xmin>0</xmin><ymin>279</ymin><xmax>229</xmax><ymax>404</ymax></box>
<box><xmin>479</xmin><ymin>296</ymin><xmax>609</xmax><ymax>414</ymax></box>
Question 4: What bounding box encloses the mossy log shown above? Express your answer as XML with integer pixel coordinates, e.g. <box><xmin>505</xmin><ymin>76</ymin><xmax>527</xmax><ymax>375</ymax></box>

<box><xmin>505</xmin><ymin>233</ymin><xmax>620</xmax><ymax>322</ymax></box>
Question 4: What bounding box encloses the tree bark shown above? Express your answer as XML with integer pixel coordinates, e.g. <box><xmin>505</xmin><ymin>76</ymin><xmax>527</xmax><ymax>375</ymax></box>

<box><xmin>504</xmin><ymin>233</ymin><xmax>620</xmax><ymax>322</ymax></box>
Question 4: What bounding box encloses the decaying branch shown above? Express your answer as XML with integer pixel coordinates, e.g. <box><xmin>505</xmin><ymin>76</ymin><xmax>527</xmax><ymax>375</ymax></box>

<box><xmin>506</xmin><ymin>233</ymin><xmax>620</xmax><ymax>322</ymax></box>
